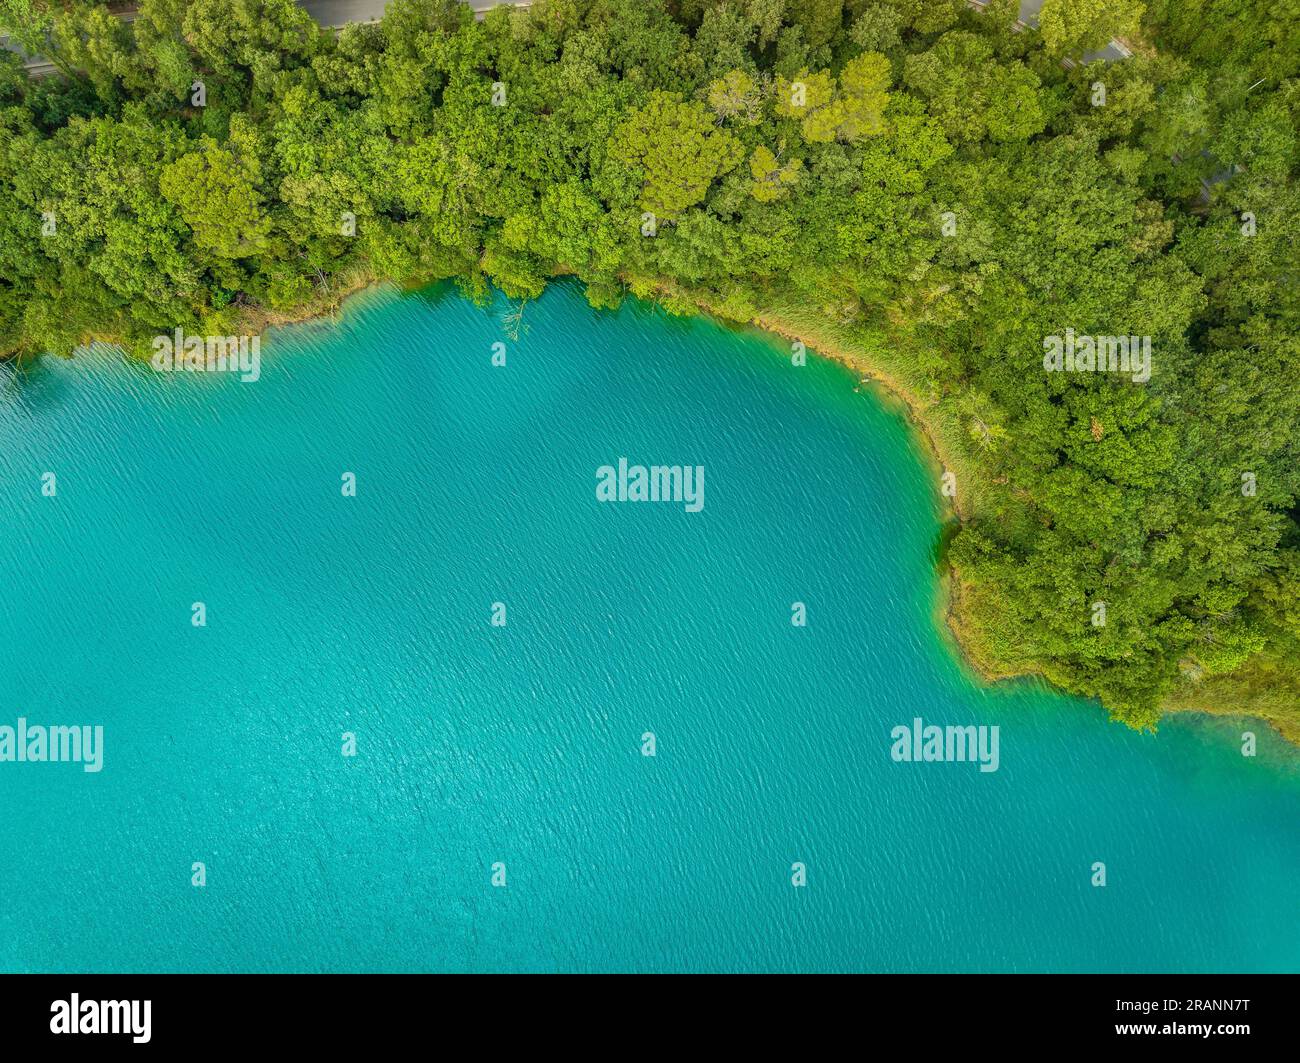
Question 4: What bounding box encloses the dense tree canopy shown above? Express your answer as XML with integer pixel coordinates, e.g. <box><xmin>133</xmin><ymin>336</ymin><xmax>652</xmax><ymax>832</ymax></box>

<box><xmin>1</xmin><ymin>0</ymin><xmax>1298</xmax><ymax>735</ymax></box>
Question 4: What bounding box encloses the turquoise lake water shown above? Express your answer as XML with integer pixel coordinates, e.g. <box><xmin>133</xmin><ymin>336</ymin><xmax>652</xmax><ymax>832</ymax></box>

<box><xmin>0</xmin><ymin>280</ymin><xmax>1296</xmax><ymax>973</ymax></box>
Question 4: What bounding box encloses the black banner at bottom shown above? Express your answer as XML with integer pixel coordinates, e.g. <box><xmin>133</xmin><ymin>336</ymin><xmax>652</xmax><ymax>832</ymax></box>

<box><xmin>0</xmin><ymin>973</ymin><xmax>1291</xmax><ymax>1051</ymax></box>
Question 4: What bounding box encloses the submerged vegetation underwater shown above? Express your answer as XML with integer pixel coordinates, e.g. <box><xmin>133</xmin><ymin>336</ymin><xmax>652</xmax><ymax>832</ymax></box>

<box><xmin>1</xmin><ymin>0</ymin><xmax>1298</xmax><ymax>740</ymax></box>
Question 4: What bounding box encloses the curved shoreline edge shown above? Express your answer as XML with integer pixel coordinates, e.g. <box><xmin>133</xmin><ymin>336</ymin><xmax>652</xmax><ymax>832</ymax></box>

<box><xmin>17</xmin><ymin>273</ymin><xmax>1299</xmax><ymax>751</ymax></box>
<box><xmin>678</xmin><ymin>287</ymin><xmax>1300</xmax><ymax>752</ymax></box>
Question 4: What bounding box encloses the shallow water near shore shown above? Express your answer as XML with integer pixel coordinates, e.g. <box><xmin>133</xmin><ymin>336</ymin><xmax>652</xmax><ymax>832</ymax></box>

<box><xmin>0</xmin><ymin>280</ymin><xmax>1296</xmax><ymax>972</ymax></box>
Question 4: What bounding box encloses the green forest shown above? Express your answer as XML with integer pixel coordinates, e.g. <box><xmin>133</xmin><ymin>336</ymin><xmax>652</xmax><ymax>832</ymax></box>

<box><xmin>1</xmin><ymin>0</ymin><xmax>1298</xmax><ymax>738</ymax></box>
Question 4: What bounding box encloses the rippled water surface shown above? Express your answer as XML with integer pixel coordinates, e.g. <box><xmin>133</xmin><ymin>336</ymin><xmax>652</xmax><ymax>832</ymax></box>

<box><xmin>1</xmin><ymin>281</ymin><xmax>1296</xmax><ymax>972</ymax></box>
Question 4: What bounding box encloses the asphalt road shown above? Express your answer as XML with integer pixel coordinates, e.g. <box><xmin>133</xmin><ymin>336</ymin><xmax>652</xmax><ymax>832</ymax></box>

<box><xmin>970</xmin><ymin>0</ymin><xmax>1130</xmax><ymax>61</ymax></box>
<box><xmin>8</xmin><ymin>2</ymin><xmax>1123</xmax><ymax>75</ymax></box>
<box><xmin>6</xmin><ymin>1</ymin><xmax>1131</xmax><ymax>80</ymax></box>
<box><xmin>5</xmin><ymin>0</ymin><xmax>529</xmax><ymax>76</ymax></box>
<box><xmin>303</xmin><ymin>0</ymin><xmax>519</xmax><ymax>28</ymax></box>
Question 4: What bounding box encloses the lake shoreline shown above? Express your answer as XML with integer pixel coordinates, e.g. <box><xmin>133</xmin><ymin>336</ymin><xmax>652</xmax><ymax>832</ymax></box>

<box><xmin>680</xmin><ymin>290</ymin><xmax>1299</xmax><ymax>750</ymax></box>
<box><xmin>14</xmin><ymin>274</ymin><xmax>1296</xmax><ymax>749</ymax></box>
